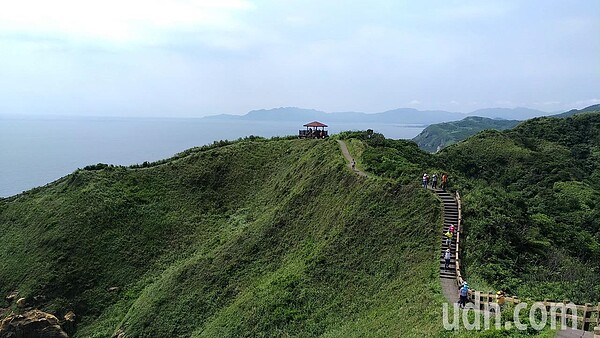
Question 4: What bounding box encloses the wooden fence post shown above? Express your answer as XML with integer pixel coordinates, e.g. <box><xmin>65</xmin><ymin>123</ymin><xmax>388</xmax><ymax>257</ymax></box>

<box><xmin>597</xmin><ymin>302</ymin><xmax>600</xmax><ymax>328</ymax></box>
<box><xmin>583</xmin><ymin>303</ymin><xmax>594</xmax><ymax>331</ymax></box>
<box><xmin>583</xmin><ymin>303</ymin><xmax>592</xmax><ymax>331</ymax></box>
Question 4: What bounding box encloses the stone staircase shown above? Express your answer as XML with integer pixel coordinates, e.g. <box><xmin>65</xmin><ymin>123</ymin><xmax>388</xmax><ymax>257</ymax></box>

<box><xmin>432</xmin><ymin>188</ymin><xmax>597</xmax><ymax>338</ymax></box>
<box><xmin>435</xmin><ymin>189</ymin><xmax>459</xmax><ymax>281</ymax></box>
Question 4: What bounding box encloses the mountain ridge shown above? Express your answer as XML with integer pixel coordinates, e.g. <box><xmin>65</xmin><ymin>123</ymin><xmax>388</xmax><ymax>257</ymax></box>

<box><xmin>203</xmin><ymin>106</ymin><xmax>551</xmax><ymax>125</ymax></box>
<box><xmin>0</xmin><ymin>137</ymin><xmax>445</xmax><ymax>337</ymax></box>
<box><xmin>412</xmin><ymin>104</ymin><xmax>600</xmax><ymax>152</ymax></box>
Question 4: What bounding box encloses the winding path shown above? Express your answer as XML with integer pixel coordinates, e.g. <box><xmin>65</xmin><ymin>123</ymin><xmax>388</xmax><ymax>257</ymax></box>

<box><xmin>337</xmin><ymin>140</ymin><xmax>367</xmax><ymax>177</ymax></box>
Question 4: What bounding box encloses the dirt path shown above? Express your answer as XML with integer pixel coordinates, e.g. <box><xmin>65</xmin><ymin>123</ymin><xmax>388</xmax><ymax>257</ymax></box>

<box><xmin>337</xmin><ymin>140</ymin><xmax>367</xmax><ymax>177</ymax></box>
<box><xmin>555</xmin><ymin>328</ymin><xmax>593</xmax><ymax>338</ymax></box>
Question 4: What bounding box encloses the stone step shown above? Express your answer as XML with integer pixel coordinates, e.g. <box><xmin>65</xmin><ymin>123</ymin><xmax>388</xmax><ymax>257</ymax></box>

<box><xmin>440</xmin><ymin>272</ymin><xmax>456</xmax><ymax>279</ymax></box>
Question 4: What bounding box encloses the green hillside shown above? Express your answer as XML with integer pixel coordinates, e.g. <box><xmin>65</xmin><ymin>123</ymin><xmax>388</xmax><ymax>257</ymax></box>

<box><xmin>0</xmin><ymin>138</ymin><xmax>446</xmax><ymax>337</ymax></box>
<box><xmin>438</xmin><ymin>112</ymin><xmax>600</xmax><ymax>303</ymax></box>
<box><xmin>4</xmin><ymin>113</ymin><xmax>599</xmax><ymax>337</ymax></box>
<box><xmin>551</xmin><ymin>103</ymin><xmax>600</xmax><ymax>118</ymax></box>
<box><xmin>412</xmin><ymin>116</ymin><xmax>520</xmax><ymax>153</ymax></box>
<box><xmin>358</xmin><ymin>112</ymin><xmax>600</xmax><ymax>304</ymax></box>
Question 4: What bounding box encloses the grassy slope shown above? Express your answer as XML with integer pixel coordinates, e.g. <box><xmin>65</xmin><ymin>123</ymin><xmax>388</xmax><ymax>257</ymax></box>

<box><xmin>413</xmin><ymin>117</ymin><xmax>520</xmax><ymax>153</ymax></box>
<box><xmin>0</xmin><ymin>138</ymin><xmax>446</xmax><ymax>337</ymax></box>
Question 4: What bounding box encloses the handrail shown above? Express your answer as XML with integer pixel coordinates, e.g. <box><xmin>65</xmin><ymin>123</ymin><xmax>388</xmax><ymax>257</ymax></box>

<box><xmin>454</xmin><ymin>191</ymin><xmax>464</xmax><ymax>288</ymax></box>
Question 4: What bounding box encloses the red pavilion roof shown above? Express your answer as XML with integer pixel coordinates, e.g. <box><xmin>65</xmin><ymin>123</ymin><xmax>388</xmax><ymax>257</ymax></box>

<box><xmin>303</xmin><ymin>121</ymin><xmax>328</xmax><ymax>128</ymax></box>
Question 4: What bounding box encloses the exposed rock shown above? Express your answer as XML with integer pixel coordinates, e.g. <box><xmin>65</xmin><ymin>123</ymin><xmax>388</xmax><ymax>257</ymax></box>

<box><xmin>15</xmin><ymin>298</ymin><xmax>26</xmax><ymax>308</ymax></box>
<box><xmin>107</xmin><ymin>287</ymin><xmax>120</xmax><ymax>293</ymax></box>
<box><xmin>0</xmin><ymin>310</ymin><xmax>69</xmax><ymax>338</ymax></box>
<box><xmin>5</xmin><ymin>292</ymin><xmax>18</xmax><ymax>305</ymax></box>
<box><xmin>62</xmin><ymin>312</ymin><xmax>75</xmax><ymax>323</ymax></box>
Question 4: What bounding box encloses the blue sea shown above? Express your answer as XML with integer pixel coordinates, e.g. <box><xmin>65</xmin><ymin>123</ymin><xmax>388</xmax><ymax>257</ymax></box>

<box><xmin>0</xmin><ymin>116</ymin><xmax>425</xmax><ymax>197</ymax></box>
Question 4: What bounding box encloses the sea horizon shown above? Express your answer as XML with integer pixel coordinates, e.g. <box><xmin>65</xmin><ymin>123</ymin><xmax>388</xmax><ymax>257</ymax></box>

<box><xmin>0</xmin><ymin>116</ymin><xmax>425</xmax><ymax>197</ymax></box>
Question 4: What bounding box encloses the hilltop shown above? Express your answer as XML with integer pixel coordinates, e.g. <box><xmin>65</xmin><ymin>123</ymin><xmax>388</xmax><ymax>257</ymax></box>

<box><xmin>412</xmin><ymin>116</ymin><xmax>520</xmax><ymax>152</ymax></box>
<box><xmin>552</xmin><ymin>103</ymin><xmax>600</xmax><ymax>118</ymax></box>
<box><xmin>412</xmin><ymin>104</ymin><xmax>600</xmax><ymax>152</ymax></box>
<box><xmin>0</xmin><ymin>137</ymin><xmax>445</xmax><ymax>337</ymax></box>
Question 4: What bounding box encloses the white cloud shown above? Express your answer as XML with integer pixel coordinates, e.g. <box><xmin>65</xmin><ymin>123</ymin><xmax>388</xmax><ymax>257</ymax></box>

<box><xmin>0</xmin><ymin>0</ymin><xmax>254</xmax><ymax>45</ymax></box>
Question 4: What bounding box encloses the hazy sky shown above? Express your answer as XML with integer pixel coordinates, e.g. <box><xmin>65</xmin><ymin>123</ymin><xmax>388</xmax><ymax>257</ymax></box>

<box><xmin>0</xmin><ymin>0</ymin><xmax>598</xmax><ymax>117</ymax></box>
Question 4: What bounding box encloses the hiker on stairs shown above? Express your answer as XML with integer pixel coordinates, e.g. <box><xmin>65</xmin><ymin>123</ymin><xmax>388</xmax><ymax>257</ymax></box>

<box><xmin>441</xmin><ymin>173</ymin><xmax>448</xmax><ymax>191</ymax></box>
<box><xmin>443</xmin><ymin>248</ymin><xmax>451</xmax><ymax>270</ymax></box>
<box><xmin>432</xmin><ymin>173</ymin><xmax>438</xmax><ymax>189</ymax></box>
<box><xmin>458</xmin><ymin>282</ymin><xmax>469</xmax><ymax>309</ymax></box>
<box><xmin>445</xmin><ymin>230</ymin><xmax>453</xmax><ymax>247</ymax></box>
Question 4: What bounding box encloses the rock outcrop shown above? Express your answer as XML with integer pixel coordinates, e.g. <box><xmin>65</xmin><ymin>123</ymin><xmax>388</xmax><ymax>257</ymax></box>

<box><xmin>0</xmin><ymin>310</ymin><xmax>69</xmax><ymax>338</ymax></box>
<box><xmin>15</xmin><ymin>298</ymin><xmax>26</xmax><ymax>308</ymax></box>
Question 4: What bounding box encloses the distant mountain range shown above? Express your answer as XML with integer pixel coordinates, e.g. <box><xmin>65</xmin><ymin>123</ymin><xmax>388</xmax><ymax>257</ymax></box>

<box><xmin>204</xmin><ymin>106</ymin><xmax>551</xmax><ymax>125</ymax></box>
<box><xmin>412</xmin><ymin>104</ymin><xmax>600</xmax><ymax>152</ymax></box>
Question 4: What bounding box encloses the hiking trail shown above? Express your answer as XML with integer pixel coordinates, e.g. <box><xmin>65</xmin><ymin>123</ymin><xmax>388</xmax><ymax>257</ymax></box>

<box><xmin>337</xmin><ymin>140</ymin><xmax>367</xmax><ymax>177</ymax></box>
<box><xmin>336</xmin><ymin>141</ymin><xmax>595</xmax><ymax>337</ymax></box>
<box><xmin>433</xmin><ymin>188</ymin><xmax>460</xmax><ymax>305</ymax></box>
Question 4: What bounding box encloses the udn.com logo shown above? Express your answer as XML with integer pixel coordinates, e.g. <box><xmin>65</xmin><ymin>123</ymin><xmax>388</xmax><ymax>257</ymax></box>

<box><xmin>443</xmin><ymin>291</ymin><xmax>579</xmax><ymax>331</ymax></box>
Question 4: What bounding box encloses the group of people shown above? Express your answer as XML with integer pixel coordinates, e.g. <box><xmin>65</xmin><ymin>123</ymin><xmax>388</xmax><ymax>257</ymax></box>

<box><xmin>306</xmin><ymin>128</ymin><xmax>327</xmax><ymax>139</ymax></box>
<box><xmin>421</xmin><ymin>173</ymin><xmax>449</xmax><ymax>190</ymax></box>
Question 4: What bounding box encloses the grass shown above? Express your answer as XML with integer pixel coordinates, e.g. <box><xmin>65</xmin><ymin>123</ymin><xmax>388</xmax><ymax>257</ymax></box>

<box><xmin>1</xmin><ymin>138</ymin><xmax>449</xmax><ymax>337</ymax></box>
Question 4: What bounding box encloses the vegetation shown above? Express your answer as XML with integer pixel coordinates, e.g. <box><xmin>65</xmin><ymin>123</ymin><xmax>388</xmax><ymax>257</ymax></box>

<box><xmin>438</xmin><ymin>113</ymin><xmax>600</xmax><ymax>303</ymax></box>
<box><xmin>0</xmin><ymin>137</ymin><xmax>447</xmax><ymax>337</ymax></box>
<box><xmin>412</xmin><ymin>116</ymin><xmax>520</xmax><ymax>153</ymax></box>
<box><xmin>359</xmin><ymin>112</ymin><xmax>600</xmax><ymax>305</ymax></box>
<box><xmin>2</xmin><ymin>112</ymin><xmax>599</xmax><ymax>337</ymax></box>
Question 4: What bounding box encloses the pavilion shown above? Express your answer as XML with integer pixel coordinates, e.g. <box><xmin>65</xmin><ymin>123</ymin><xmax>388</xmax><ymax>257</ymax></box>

<box><xmin>299</xmin><ymin>121</ymin><xmax>328</xmax><ymax>138</ymax></box>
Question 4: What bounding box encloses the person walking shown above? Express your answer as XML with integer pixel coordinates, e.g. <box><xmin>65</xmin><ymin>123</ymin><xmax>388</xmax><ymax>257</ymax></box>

<box><xmin>458</xmin><ymin>282</ymin><xmax>469</xmax><ymax>308</ymax></box>
<box><xmin>441</xmin><ymin>173</ymin><xmax>448</xmax><ymax>190</ymax></box>
<box><xmin>443</xmin><ymin>248</ymin><xmax>451</xmax><ymax>270</ymax></box>
<box><xmin>432</xmin><ymin>173</ymin><xmax>438</xmax><ymax>189</ymax></box>
<box><xmin>422</xmin><ymin>173</ymin><xmax>428</xmax><ymax>189</ymax></box>
<box><xmin>449</xmin><ymin>224</ymin><xmax>455</xmax><ymax>234</ymax></box>
<box><xmin>445</xmin><ymin>230</ymin><xmax>453</xmax><ymax>247</ymax></box>
<box><xmin>496</xmin><ymin>290</ymin><xmax>506</xmax><ymax>307</ymax></box>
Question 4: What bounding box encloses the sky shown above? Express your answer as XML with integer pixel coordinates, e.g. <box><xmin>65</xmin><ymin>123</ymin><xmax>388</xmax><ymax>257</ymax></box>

<box><xmin>0</xmin><ymin>0</ymin><xmax>598</xmax><ymax>117</ymax></box>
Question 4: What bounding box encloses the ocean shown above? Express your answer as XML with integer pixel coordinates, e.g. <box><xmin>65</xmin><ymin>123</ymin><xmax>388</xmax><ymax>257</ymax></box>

<box><xmin>0</xmin><ymin>116</ymin><xmax>425</xmax><ymax>197</ymax></box>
